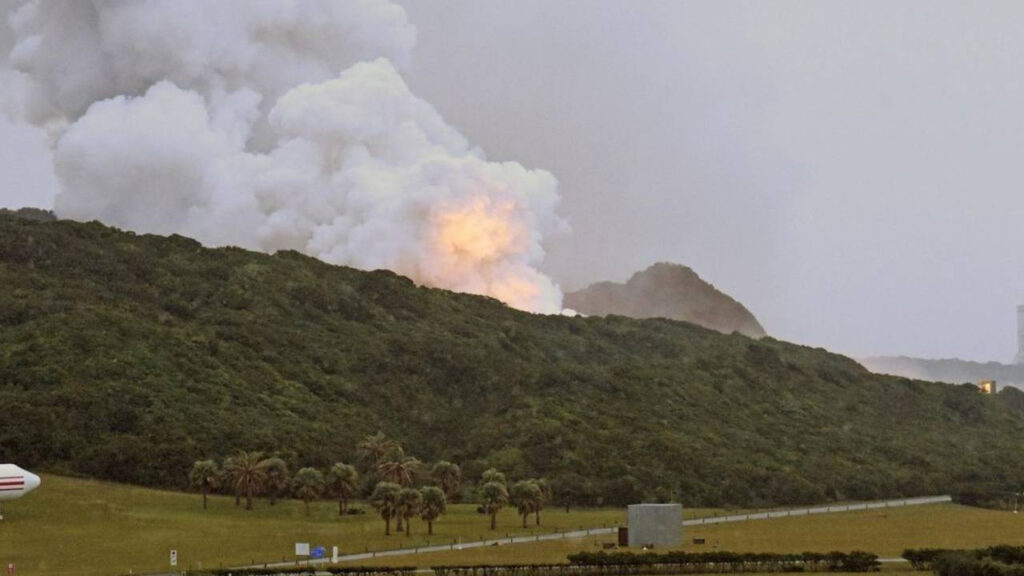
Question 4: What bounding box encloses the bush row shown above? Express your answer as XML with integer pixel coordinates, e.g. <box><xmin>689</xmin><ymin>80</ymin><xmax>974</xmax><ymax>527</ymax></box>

<box><xmin>175</xmin><ymin>551</ymin><xmax>883</xmax><ymax>576</ymax></box>
<box><xmin>904</xmin><ymin>546</ymin><xmax>1024</xmax><ymax>574</ymax></box>
<box><xmin>565</xmin><ymin>550</ymin><xmax>879</xmax><ymax>572</ymax></box>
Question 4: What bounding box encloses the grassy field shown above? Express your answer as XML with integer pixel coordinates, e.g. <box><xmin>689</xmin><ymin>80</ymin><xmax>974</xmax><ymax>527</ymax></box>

<box><xmin>684</xmin><ymin>503</ymin><xmax>1024</xmax><ymax>557</ymax></box>
<box><xmin>4</xmin><ymin>475</ymin><xmax>1024</xmax><ymax>576</ymax></box>
<box><xmin>342</xmin><ymin>504</ymin><xmax>1024</xmax><ymax>567</ymax></box>
<box><xmin>0</xmin><ymin>475</ymin><xmax>640</xmax><ymax>576</ymax></box>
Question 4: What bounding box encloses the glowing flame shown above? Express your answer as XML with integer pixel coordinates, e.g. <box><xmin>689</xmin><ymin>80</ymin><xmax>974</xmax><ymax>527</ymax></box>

<box><xmin>435</xmin><ymin>196</ymin><xmax>521</xmax><ymax>263</ymax></box>
<box><xmin>425</xmin><ymin>195</ymin><xmax>553</xmax><ymax>313</ymax></box>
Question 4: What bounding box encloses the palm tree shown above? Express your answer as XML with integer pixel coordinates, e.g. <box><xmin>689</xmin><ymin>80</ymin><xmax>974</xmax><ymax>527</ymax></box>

<box><xmin>326</xmin><ymin>462</ymin><xmax>359</xmax><ymax>515</ymax></box>
<box><xmin>431</xmin><ymin>461</ymin><xmax>462</xmax><ymax>502</ymax></box>
<box><xmin>224</xmin><ymin>451</ymin><xmax>268</xmax><ymax>510</ymax></box>
<box><xmin>481</xmin><ymin>468</ymin><xmax>506</xmax><ymax>486</ymax></box>
<box><xmin>292</xmin><ymin>467</ymin><xmax>325</xmax><ymax>516</ymax></box>
<box><xmin>370</xmin><ymin>482</ymin><xmax>401</xmax><ymax>536</ymax></box>
<box><xmin>419</xmin><ymin>486</ymin><xmax>446</xmax><ymax>535</ymax></box>
<box><xmin>357</xmin><ymin>432</ymin><xmax>401</xmax><ymax>470</ymax></box>
<box><xmin>534</xmin><ymin>478</ymin><xmax>550</xmax><ymax>526</ymax></box>
<box><xmin>222</xmin><ymin>454</ymin><xmax>242</xmax><ymax>506</ymax></box>
<box><xmin>261</xmin><ymin>457</ymin><xmax>290</xmax><ymax>506</ymax></box>
<box><xmin>511</xmin><ymin>480</ymin><xmax>543</xmax><ymax>528</ymax></box>
<box><xmin>377</xmin><ymin>454</ymin><xmax>420</xmax><ymax>487</ymax></box>
<box><xmin>188</xmin><ymin>460</ymin><xmax>220</xmax><ymax>510</ymax></box>
<box><xmin>396</xmin><ymin>488</ymin><xmax>422</xmax><ymax>536</ymax></box>
<box><xmin>478</xmin><ymin>481</ymin><xmax>508</xmax><ymax>531</ymax></box>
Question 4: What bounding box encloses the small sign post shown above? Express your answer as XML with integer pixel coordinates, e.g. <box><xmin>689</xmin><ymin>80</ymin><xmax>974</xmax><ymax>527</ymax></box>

<box><xmin>170</xmin><ymin>550</ymin><xmax>177</xmax><ymax>567</ymax></box>
<box><xmin>295</xmin><ymin>543</ymin><xmax>310</xmax><ymax>556</ymax></box>
<box><xmin>8</xmin><ymin>563</ymin><xmax>15</xmax><ymax>576</ymax></box>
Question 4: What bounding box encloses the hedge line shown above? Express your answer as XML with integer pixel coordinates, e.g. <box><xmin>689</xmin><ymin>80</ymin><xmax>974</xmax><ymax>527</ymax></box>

<box><xmin>903</xmin><ymin>545</ymin><xmax>1024</xmax><ymax>576</ymax></box>
<box><xmin>565</xmin><ymin>551</ymin><xmax>880</xmax><ymax>573</ymax></box>
<box><xmin>179</xmin><ymin>550</ymin><xmax>882</xmax><ymax>576</ymax></box>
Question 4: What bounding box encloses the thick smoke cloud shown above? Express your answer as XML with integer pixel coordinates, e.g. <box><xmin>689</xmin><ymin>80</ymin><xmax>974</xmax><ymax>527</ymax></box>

<box><xmin>2</xmin><ymin>0</ymin><xmax>565</xmax><ymax>313</ymax></box>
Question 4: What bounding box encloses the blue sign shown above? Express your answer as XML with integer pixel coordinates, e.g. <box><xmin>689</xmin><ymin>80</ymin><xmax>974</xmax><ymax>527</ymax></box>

<box><xmin>310</xmin><ymin>546</ymin><xmax>326</xmax><ymax>559</ymax></box>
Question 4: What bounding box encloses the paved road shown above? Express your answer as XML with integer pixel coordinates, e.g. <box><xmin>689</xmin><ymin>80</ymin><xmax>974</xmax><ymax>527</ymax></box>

<box><xmin>242</xmin><ymin>495</ymin><xmax>950</xmax><ymax>570</ymax></box>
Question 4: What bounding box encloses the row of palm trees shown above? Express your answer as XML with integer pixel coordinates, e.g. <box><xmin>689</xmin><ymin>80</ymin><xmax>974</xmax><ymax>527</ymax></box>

<box><xmin>188</xmin><ymin>452</ymin><xmax>359</xmax><ymax>515</ymax></box>
<box><xmin>187</xmin><ymin>433</ymin><xmax>547</xmax><ymax>535</ymax></box>
<box><xmin>473</xmin><ymin>468</ymin><xmax>550</xmax><ymax>531</ymax></box>
<box><xmin>187</xmin><ymin>434</ymin><xmax>462</xmax><ymax>515</ymax></box>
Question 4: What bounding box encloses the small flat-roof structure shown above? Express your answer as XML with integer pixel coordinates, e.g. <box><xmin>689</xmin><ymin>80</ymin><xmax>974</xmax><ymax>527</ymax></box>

<box><xmin>628</xmin><ymin>503</ymin><xmax>682</xmax><ymax>548</ymax></box>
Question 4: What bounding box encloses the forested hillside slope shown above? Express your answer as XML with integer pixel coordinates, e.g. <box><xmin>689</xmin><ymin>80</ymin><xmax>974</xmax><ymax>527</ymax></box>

<box><xmin>2</xmin><ymin>214</ymin><xmax>1023</xmax><ymax>506</ymax></box>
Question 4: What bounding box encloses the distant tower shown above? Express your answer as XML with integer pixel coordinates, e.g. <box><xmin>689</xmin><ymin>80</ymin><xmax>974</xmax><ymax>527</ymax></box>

<box><xmin>1017</xmin><ymin>305</ymin><xmax>1024</xmax><ymax>364</ymax></box>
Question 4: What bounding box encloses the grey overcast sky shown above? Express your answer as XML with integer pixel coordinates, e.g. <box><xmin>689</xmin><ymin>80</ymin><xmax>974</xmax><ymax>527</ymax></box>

<box><xmin>3</xmin><ymin>1</ymin><xmax>1024</xmax><ymax>363</ymax></box>
<box><xmin>400</xmin><ymin>0</ymin><xmax>1024</xmax><ymax>363</ymax></box>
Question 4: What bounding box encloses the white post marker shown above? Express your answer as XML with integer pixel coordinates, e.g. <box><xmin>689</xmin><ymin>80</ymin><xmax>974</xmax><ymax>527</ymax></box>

<box><xmin>170</xmin><ymin>550</ymin><xmax>177</xmax><ymax>567</ymax></box>
<box><xmin>332</xmin><ymin>546</ymin><xmax>339</xmax><ymax>563</ymax></box>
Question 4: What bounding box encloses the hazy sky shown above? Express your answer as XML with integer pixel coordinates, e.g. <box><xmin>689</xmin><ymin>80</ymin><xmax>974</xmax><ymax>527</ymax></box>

<box><xmin>400</xmin><ymin>0</ymin><xmax>1024</xmax><ymax>362</ymax></box>
<box><xmin>4</xmin><ymin>1</ymin><xmax>1024</xmax><ymax>363</ymax></box>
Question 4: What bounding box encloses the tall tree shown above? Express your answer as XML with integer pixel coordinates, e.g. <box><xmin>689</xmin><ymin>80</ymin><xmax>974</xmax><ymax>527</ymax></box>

<box><xmin>326</xmin><ymin>463</ymin><xmax>359</xmax><ymax>515</ymax></box>
<box><xmin>222</xmin><ymin>454</ymin><xmax>242</xmax><ymax>506</ymax></box>
<box><xmin>396</xmin><ymin>487</ymin><xmax>423</xmax><ymax>536</ymax></box>
<box><xmin>292</xmin><ymin>467</ymin><xmax>325</xmax><ymax>516</ymax></box>
<box><xmin>369</xmin><ymin>481</ymin><xmax>401</xmax><ymax>536</ymax></box>
<box><xmin>188</xmin><ymin>459</ymin><xmax>220</xmax><ymax>510</ymax></box>
<box><xmin>224</xmin><ymin>451</ymin><xmax>268</xmax><ymax>510</ymax></box>
<box><xmin>481</xmin><ymin>468</ymin><xmax>507</xmax><ymax>486</ymax></box>
<box><xmin>431</xmin><ymin>461</ymin><xmax>462</xmax><ymax>502</ymax></box>
<box><xmin>534</xmin><ymin>478</ymin><xmax>550</xmax><ymax>526</ymax></box>
<box><xmin>377</xmin><ymin>453</ymin><xmax>421</xmax><ymax>487</ymax></box>
<box><xmin>419</xmin><ymin>486</ymin><xmax>446</xmax><ymax>535</ymax></box>
<box><xmin>478</xmin><ymin>481</ymin><xmax>508</xmax><ymax>531</ymax></box>
<box><xmin>261</xmin><ymin>457</ymin><xmax>290</xmax><ymax>506</ymax></box>
<box><xmin>357</xmin><ymin>432</ymin><xmax>400</xmax><ymax>471</ymax></box>
<box><xmin>510</xmin><ymin>480</ymin><xmax>543</xmax><ymax>528</ymax></box>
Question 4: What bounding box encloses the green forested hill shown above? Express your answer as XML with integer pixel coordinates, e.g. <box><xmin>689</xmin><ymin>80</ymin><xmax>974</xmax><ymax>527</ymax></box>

<box><xmin>2</xmin><ymin>213</ymin><xmax>1023</xmax><ymax>507</ymax></box>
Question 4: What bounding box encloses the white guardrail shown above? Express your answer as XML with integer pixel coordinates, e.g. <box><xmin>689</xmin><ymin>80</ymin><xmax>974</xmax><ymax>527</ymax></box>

<box><xmin>683</xmin><ymin>495</ymin><xmax>952</xmax><ymax>526</ymax></box>
<box><xmin>243</xmin><ymin>495</ymin><xmax>952</xmax><ymax>569</ymax></box>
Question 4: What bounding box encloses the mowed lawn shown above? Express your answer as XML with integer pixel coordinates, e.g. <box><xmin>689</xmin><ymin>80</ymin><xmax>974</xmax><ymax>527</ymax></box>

<box><xmin>0</xmin><ymin>475</ymin><xmax>627</xmax><ymax>576</ymax></box>
<box><xmin>5</xmin><ymin>475</ymin><xmax>1024</xmax><ymax>575</ymax></box>
<box><xmin>345</xmin><ymin>503</ymin><xmax>1024</xmax><ymax>567</ymax></box>
<box><xmin>682</xmin><ymin>503</ymin><xmax>1024</xmax><ymax>557</ymax></box>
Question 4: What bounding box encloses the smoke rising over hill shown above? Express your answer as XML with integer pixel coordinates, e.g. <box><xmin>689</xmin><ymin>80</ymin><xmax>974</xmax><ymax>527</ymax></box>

<box><xmin>0</xmin><ymin>0</ymin><xmax>565</xmax><ymax>313</ymax></box>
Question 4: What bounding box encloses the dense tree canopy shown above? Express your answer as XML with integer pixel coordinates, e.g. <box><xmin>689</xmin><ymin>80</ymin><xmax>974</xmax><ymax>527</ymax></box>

<box><xmin>4</xmin><ymin>213</ymin><xmax>1024</xmax><ymax>507</ymax></box>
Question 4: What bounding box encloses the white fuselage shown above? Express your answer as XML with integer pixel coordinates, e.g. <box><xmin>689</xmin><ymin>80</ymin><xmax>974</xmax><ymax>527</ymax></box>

<box><xmin>0</xmin><ymin>464</ymin><xmax>41</xmax><ymax>501</ymax></box>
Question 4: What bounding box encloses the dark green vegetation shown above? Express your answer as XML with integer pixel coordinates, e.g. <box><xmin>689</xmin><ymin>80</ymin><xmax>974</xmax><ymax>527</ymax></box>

<box><xmin>179</xmin><ymin>551</ymin><xmax>883</xmax><ymax>576</ymax></box>
<box><xmin>565</xmin><ymin>551</ymin><xmax>880</xmax><ymax>572</ymax></box>
<box><xmin>905</xmin><ymin>546</ymin><xmax>1024</xmax><ymax>576</ymax></box>
<box><xmin>5</xmin><ymin>213</ymin><xmax>1024</xmax><ymax>506</ymax></box>
<box><xmin>564</xmin><ymin>262</ymin><xmax>766</xmax><ymax>338</ymax></box>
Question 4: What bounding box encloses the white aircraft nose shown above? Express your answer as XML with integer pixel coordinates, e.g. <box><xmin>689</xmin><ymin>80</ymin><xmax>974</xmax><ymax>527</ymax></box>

<box><xmin>23</xmin><ymin>472</ymin><xmax>40</xmax><ymax>494</ymax></box>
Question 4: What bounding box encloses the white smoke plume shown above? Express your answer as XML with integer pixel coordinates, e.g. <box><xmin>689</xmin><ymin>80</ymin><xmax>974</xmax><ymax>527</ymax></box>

<box><xmin>2</xmin><ymin>0</ymin><xmax>566</xmax><ymax>313</ymax></box>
